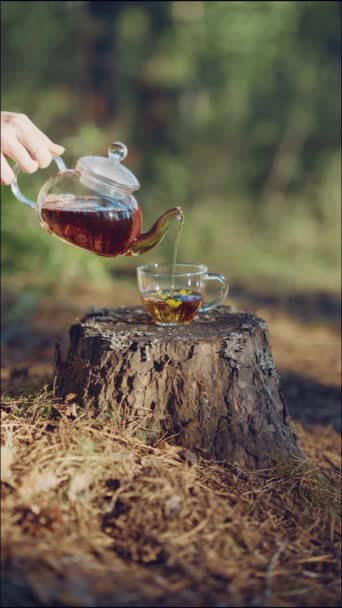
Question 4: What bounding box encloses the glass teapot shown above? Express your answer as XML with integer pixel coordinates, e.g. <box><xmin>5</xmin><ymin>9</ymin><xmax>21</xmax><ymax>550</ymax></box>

<box><xmin>10</xmin><ymin>142</ymin><xmax>182</xmax><ymax>257</ymax></box>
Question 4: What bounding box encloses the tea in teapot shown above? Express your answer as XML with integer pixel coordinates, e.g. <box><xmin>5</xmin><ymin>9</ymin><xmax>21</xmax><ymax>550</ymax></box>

<box><xmin>40</xmin><ymin>196</ymin><xmax>142</xmax><ymax>257</ymax></box>
<box><xmin>11</xmin><ymin>142</ymin><xmax>182</xmax><ymax>257</ymax></box>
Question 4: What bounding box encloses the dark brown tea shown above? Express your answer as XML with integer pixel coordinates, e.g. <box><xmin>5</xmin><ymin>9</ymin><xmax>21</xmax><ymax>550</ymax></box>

<box><xmin>40</xmin><ymin>197</ymin><xmax>141</xmax><ymax>257</ymax></box>
<box><xmin>142</xmin><ymin>289</ymin><xmax>203</xmax><ymax>325</ymax></box>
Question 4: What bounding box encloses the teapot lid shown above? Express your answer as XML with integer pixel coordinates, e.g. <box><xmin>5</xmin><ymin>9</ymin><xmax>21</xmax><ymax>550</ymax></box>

<box><xmin>76</xmin><ymin>142</ymin><xmax>140</xmax><ymax>196</ymax></box>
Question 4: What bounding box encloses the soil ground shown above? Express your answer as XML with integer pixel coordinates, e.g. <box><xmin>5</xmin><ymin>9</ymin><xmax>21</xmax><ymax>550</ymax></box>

<box><xmin>1</xmin><ymin>280</ymin><xmax>341</xmax><ymax>607</ymax></box>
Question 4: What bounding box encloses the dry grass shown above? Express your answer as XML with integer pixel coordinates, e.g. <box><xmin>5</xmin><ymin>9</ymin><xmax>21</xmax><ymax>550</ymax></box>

<box><xmin>1</xmin><ymin>386</ymin><xmax>341</xmax><ymax>607</ymax></box>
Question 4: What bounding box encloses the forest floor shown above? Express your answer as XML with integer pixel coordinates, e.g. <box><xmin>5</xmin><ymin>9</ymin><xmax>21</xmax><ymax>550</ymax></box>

<box><xmin>1</xmin><ymin>280</ymin><xmax>341</xmax><ymax>607</ymax></box>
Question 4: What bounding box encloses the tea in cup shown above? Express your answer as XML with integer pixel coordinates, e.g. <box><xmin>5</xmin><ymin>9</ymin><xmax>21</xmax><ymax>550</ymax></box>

<box><xmin>137</xmin><ymin>264</ymin><xmax>229</xmax><ymax>326</ymax></box>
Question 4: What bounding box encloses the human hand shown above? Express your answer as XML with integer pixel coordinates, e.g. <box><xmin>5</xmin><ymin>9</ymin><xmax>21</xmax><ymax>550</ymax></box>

<box><xmin>1</xmin><ymin>112</ymin><xmax>65</xmax><ymax>185</ymax></box>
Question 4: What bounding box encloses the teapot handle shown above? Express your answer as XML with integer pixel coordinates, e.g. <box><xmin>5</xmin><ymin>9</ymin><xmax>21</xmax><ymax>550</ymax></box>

<box><xmin>10</xmin><ymin>156</ymin><xmax>67</xmax><ymax>209</ymax></box>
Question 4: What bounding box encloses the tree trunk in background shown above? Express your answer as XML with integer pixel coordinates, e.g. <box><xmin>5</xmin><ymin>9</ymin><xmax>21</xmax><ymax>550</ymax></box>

<box><xmin>84</xmin><ymin>1</ymin><xmax>124</xmax><ymax>125</ymax></box>
<box><xmin>55</xmin><ymin>306</ymin><xmax>303</xmax><ymax>470</ymax></box>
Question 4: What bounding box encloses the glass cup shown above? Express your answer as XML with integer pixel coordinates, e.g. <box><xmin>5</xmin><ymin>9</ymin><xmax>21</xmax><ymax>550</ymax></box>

<box><xmin>137</xmin><ymin>263</ymin><xmax>229</xmax><ymax>326</ymax></box>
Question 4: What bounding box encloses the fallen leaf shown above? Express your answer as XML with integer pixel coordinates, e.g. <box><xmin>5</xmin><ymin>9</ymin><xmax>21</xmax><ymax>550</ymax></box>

<box><xmin>19</xmin><ymin>470</ymin><xmax>61</xmax><ymax>502</ymax></box>
<box><xmin>155</xmin><ymin>440</ymin><xmax>182</xmax><ymax>456</ymax></box>
<box><xmin>1</xmin><ymin>445</ymin><xmax>15</xmax><ymax>483</ymax></box>
<box><xmin>164</xmin><ymin>495</ymin><xmax>182</xmax><ymax>517</ymax></box>
<box><xmin>65</xmin><ymin>393</ymin><xmax>77</xmax><ymax>402</ymax></box>
<box><xmin>68</xmin><ymin>471</ymin><xmax>93</xmax><ymax>502</ymax></box>
<box><xmin>65</xmin><ymin>403</ymin><xmax>77</xmax><ymax>418</ymax></box>
<box><xmin>111</xmin><ymin>451</ymin><xmax>134</xmax><ymax>462</ymax></box>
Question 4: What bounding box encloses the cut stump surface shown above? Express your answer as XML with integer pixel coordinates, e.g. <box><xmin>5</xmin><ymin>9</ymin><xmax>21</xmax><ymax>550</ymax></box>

<box><xmin>55</xmin><ymin>306</ymin><xmax>302</xmax><ymax>469</ymax></box>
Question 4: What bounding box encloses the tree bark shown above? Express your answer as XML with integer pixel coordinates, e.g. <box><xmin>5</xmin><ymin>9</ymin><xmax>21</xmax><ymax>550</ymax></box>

<box><xmin>55</xmin><ymin>306</ymin><xmax>302</xmax><ymax>469</ymax></box>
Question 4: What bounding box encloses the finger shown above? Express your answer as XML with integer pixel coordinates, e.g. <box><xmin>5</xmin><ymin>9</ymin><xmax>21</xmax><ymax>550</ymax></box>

<box><xmin>17</xmin><ymin>131</ymin><xmax>53</xmax><ymax>169</ymax></box>
<box><xmin>25</xmin><ymin>123</ymin><xmax>65</xmax><ymax>156</ymax></box>
<box><xmin>3</xmin><ymin>135</ymin><xmax>38</xmax><ymax>173</ymax></box>
<box><xmin>39</xmin><ymin>133</ymin><xmax>65</xmax><ymax>157</ymax></box>
<box><xmin>1</xmin><ymin>153</ymin><xmax>15</xmax><ymax>185</ymax></box>
<box><xmin>16</xmin><ymin>118</ymin><xmax>65</xmax><ymax>163</ymax></box>
<box><xmin>49</xmin><ymin>143</ymin><xmax>65</xmax><ymax>157</ymax></box>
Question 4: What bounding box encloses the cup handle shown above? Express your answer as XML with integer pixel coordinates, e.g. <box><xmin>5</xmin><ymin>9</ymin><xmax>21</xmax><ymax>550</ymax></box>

<box><xmin>10</xmin><ymin>156</ymin><xmax>67</xmax><ymax>209</ymax></box>
<box><xmin>200</xmin><ymin>273</ymin><xmax>229</xmax><ymax>313</ymax></box>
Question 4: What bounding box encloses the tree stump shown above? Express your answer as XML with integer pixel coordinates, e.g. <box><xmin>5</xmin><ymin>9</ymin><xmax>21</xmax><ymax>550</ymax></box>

<box><xmin>55</xmin><ymin>306</ymin><xmax>302</xmax><ymax>469</ymax></box>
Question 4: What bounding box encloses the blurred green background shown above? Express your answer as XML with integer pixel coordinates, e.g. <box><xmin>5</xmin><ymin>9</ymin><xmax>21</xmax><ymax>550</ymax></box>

<box><xmin>1</xmin><ymin>0</ymin><xmax>341</xmax><ymax>296</ymax></box>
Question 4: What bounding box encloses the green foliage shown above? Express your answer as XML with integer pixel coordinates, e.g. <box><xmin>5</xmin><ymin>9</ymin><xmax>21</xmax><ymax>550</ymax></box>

<box><xmin>1</xmin><ymin>0</ymin><xmax>341</xmax><ymax>293</ymax></box>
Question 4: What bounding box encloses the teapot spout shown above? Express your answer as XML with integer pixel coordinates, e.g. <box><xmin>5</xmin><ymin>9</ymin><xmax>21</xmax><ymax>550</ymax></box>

<box><xmin>127</xmin><ymin>207</ymin><xmax>183</xmax><ymax>256</ymax></box>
